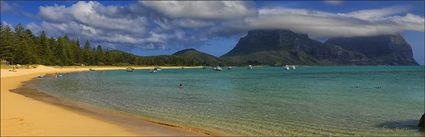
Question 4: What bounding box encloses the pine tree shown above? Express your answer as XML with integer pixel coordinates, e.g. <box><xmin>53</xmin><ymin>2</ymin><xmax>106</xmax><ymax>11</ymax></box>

<box><xmin>95</xmin><ymin>45</ymin><xmax>104</xmax><ymax>65</ymax></box>
<box><xmin>72</xmin><ymin>40</ymin><xmax>82</xmax><ymax>65</ymax></box>
<box><xmin>0</xmin><ymin>24</ymin><xmax>14</xmax><ymax>63</ymax></box>
<box><xmin>24</xmin><ymin>29</ymin><xmax>40</xmax><ymax>64</ymax></box>
<box><xmin>38</xmin><ymin>31</ymin><xmax>55</xmax><ymax>65</ymax></box>
<box><xmin>13</xmin><ymin>24</ymin><xmax>33</xmax><ymax>64</ymax></box>
<box><xmin>82</xmin><ymin>40</ymin><xmax>91</xmax><ymax>65</ymax></box>
<box><xmin>47</xmin><ymin>37</ymin><xmax>58</xmax><ymax>65</ymax></box>
<box><xmin>54</xmin><ymin>38</ymin><xmax>64</xmax><ymax>65</ymax></box>
<box><xmin>61</xmin><ymin>36</ymin><xmax>73</xmax><ymax>65</ymax></box>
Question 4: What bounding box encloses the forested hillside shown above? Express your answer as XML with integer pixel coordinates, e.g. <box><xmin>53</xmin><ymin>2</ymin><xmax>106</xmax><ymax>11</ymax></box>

<box><xmin>0</xmin><ymin>24</ymin><xmax>203</xmax><ymax>66</ymax></box>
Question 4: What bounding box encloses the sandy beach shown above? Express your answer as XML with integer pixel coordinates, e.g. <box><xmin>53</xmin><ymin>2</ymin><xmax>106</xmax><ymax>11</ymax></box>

<box><xmin>1</xmin><ymin>65</ymin><xmax>205</xmax><ymax>136</ymax></box>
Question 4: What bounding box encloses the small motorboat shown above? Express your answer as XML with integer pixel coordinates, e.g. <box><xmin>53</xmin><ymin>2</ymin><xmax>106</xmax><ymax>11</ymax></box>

<box><xmin>149</xmin><ymin>69</ymin><xmax>158</xmax><ymax>73</ymax></box>
<box><xmin>227</xmin><ymin>66</ymin><xmax>233</xmax><ymax>70</ymax></box>
<box><xmin>248</xmin><ymin>65</ymin><xmax>253</xmax><ymax>69</ymax></box>
<box><xmin>284</xmin><ymin>65</ymin><xmax>290</xmax><ymax>70</ymax></box>
<box><xmin>126</xmin><ymin>67</ymin><xmax>135</xmax><ymax>72</ymax></box>
<box><xmin>213</xmin><ymin>66</ymin><xmax>223</xmax><ymax>71</ymax></box>
<box><xmin>149</xmin><ymin>67</ymin><xmax>161</xmax><ymax>73</ymax></box>
<box><xmin>154</xmin><ymin>67</ymin><xmax>162</xmax><ymax>71</ymax></box>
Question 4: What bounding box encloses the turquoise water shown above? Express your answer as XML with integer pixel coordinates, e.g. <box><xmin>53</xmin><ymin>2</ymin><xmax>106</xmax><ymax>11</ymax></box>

<box><xmin>30</xmin><ymin>66</ymin><xmax>424</xmax><ymax>136</ymax></box>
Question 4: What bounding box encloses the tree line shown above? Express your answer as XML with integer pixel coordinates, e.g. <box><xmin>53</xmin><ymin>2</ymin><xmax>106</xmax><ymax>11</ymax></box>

<box><xmin>0</xmin><ymin>23</ymin><xmax>203</xmax><ymax>66</ymax></box>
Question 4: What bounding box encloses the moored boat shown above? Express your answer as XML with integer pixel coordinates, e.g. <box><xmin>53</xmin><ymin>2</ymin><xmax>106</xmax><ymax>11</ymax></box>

<box><xmin>213</xmin><ymin>66</ymin><xmax>223</xmax><ymax>71</ymax></box>
<box><xmin>284</xmin><ymin>65</ymin><xmax>290</xmax><ymax>70</ymax></box>
<box><xmin>149</xmin><ymin>69</ymin><xmax>158</xmax><ymax>73</ymax></box>
<box><xmin>126</xmin><ymin>67</ymin><xmax>135</xmax><ymax>72</ymax></box>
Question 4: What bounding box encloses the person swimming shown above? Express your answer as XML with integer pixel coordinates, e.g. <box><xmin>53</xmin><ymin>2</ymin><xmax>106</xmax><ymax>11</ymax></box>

<box><xmin>179</xmin><ymin>83</ymin><xmax>183</xmax><ymax>88</ymax></box>
<box><xmin>55</xmin><ymin>73</ymin><xmax>63</xmax><ymax>78</ymax></box>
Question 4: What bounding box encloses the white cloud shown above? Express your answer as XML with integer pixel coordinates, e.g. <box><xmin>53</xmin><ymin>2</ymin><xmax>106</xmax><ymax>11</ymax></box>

<box><xmin>238</xmin><ymin>7</ymin><xmax>424</xmax><ymax>38</ymax></box>
<box><xmin>39</xmin><ymin>1</ymin><xmax>147</xmax><ymax>34</ymax></box>
<box><xmin>34</xmin><ymin>1</ymin><xmax>221</xmax><ymax>50</ymax></box>
<box><xmin>395</xmin><ymin>13</ymin><xmax>425</xmax><ymax>24</ymax></box>
<box><xmin>324</xmin><ymin>0</ymin><xmax>344</xmax><ymax>5</ymax></box>
<box><xmin>26</xmin><ymin>22</ymin><xmax>42</xmax><ymax>34</ymax></box>
<box><xmin>1</xmin><ymin>21</ymin><xmax>12</xmax><ymax>28</ymax></box>
<box><xmin>140</xmin><ymin>1</ymin><xmax>257</xmax><ymax>20</ymax></box>
<box><xmin>258</xmin><ymin>7</ymin><xmax>337</xmax><ymax>17</ymax></box>
<box><xmin>39</xmin><ymin>4</ymin><xmax>68</xmax><ymax>22</ymax></box>
<box><xmin>173</xmin><ymin>19</ymin><xmax>213</xmax><ymax>28</ymax></box>
<box><xmin>0</xmin><ymin>1</ymin><xmax>11</xmax><ymax>12</ymax></box>
<box><xmin>343</xmin><ymin>6</ymin><xmax>409</xmax><ymax>20</ymax></box>
<box><xmin>20</xmin><ymin>1</ymin><xmax>424</xmax><ymax>51</ymax></box>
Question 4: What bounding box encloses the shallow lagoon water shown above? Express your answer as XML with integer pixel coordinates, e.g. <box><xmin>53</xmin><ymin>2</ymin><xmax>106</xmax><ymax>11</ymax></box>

<box><xmin>30</xmin><ymin>66</ymin><xmax>424</xmax><ymax>136</ymax></box>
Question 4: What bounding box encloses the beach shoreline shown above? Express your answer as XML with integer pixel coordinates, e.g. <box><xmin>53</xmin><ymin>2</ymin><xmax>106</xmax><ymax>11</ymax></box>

<box><xmin>1</xmin><ymin>65</ymin><xmax>209</xmax><ymax>136</ymax></box>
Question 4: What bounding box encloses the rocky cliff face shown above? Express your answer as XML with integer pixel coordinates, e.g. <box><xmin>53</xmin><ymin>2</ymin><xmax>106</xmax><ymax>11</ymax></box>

<box><xmin>220</xmin><ymin>29</ymin><xmax>366</xmax><ymax>65</ymax></box>
<box><xmin>220</xmin><ymin>29</ymin><xmax>417</xmax><ymax>65</ymax></box>
<box><xmin>325</xmin><ymin>34</ymin><xmax>418</xmax><ymax>65</ymax></box>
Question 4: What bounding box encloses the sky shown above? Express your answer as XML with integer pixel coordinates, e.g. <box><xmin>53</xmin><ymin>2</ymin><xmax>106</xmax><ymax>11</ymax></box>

<box><xmin>1</xmin><ymin>0</ymin><xmax>424</xmax><ymax>64</ymax></box>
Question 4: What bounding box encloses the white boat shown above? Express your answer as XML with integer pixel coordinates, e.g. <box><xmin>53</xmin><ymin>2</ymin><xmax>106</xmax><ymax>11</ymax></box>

<box><xmin>154</xmin><ymin>67</ymin><xmax>162</xmax><ymax>71</ymax></box>
<box><xmin>227</xmin><ymin>66</ymin><xmax>233</xmax><ymax>70</ymax></box>
<box><xmin>126</xmin><ymin>67</ymin><xmax>135</xmax><ymax>72</ymax></box>
<box><xmin>213</xmin><ymin>66</ymin><xmax>223</xmax><ymax>71</ymax></box>
<box><xmin>149</xmin><ymin>69</ymin><xmax>158</xmax><ymax>73</ymax></box>
<box><xmin>292</xmin><ymin>65</ymin><xmax>296</xmax><ymax>70</ymax></box>
<box><xmin>248</xmin><ymin>65</ymin><xmax>253</xmax><ymax>69</ymax></box>
<box><xmin>284</xmin><ymin>65</ymin><xmax>290</xmax><ymax>70</ymax></box>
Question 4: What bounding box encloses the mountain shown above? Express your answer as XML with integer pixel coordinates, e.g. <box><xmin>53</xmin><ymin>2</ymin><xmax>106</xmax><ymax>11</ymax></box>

<box><xmin>173</xmin><ymin>48</ymin><xmax>221</xmax><ymax>65</ymax></box>
<box><xmin>325</xmin><ymin>34</ymin><xmax>418</xmax><ymax>65</ymax></box>
<box><xmin>220</xmin><ymin>29</ymin><xmax>418</xmax><ymax>66</ymax></box>
<box><xmin>220</xmin><ymin>29</ymin><xmax>365</xmax><ymax>65</ymax></box>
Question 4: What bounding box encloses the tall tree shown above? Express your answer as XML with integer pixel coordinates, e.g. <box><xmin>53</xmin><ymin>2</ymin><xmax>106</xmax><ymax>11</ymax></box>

<box><xmin>95</xmin><ymin>45</ymin><xmax>104</xmax><ymax>65</ymax></box>
<box><xmin>13</xmin><ymin>24</ymin><xmax>34</xmax><ymax>64</ymax></box>
<box><xmin>38</xmin><ymin>31</ymin><xmax>54</xmax><ymax>65</ymax></box>
<box><xmin>0</xmin><ymin>24</ymin><xmax>15</xmax><ymax>63</ymax></box>
<box><xmin>82</xmin><ymin>40</ymin><xmax>91</xmax><ymax>65</ymax></box>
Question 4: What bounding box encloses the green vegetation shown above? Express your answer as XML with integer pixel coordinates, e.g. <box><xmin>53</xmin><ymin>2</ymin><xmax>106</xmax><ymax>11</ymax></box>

<box><xmin>173</xmin><ymin>48</ymin><xmax>221</xmax><ymax>66</ymax></box>
<box><xmin>0</xmin><ymin>23</ymin><xmax>204</xmax><ymax>66</ymax></box>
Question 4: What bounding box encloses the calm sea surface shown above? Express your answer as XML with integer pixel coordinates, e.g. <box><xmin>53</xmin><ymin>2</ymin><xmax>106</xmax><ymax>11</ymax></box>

<box><xmin>30</xmin><ymin>66</ymin><xmax>424</xmax><ymax>136</ymax></box>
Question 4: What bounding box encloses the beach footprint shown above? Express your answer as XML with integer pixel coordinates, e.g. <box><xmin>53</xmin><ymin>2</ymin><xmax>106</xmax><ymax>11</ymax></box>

<box><xmin>2</xmin><ymin>117</ymin><xmax>35</xmax><ymax>135</ymax></box>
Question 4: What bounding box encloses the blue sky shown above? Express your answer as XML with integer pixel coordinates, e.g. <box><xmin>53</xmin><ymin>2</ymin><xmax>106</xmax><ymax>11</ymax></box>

<box><xmin>1</xmin><ymin>0</ymin><xmax>424</xmax><ymax>64</ymax></box>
